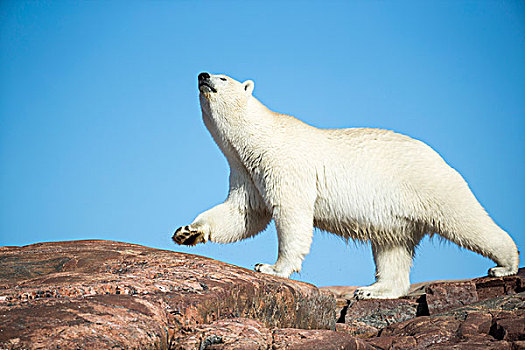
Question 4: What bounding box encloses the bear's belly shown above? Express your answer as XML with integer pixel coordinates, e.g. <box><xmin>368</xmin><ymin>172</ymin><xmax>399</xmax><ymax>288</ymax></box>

<box><xmin>312</xmin><ymin>179</ymin><xmax>420</xmax><ymax>242</ymax></box>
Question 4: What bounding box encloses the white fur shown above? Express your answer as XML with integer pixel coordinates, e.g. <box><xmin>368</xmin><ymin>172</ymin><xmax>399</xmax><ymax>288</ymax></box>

<box><xmin>173</xmin><ymin>73</ymin><xmax>519</xmax><ymax>299</ymax></box>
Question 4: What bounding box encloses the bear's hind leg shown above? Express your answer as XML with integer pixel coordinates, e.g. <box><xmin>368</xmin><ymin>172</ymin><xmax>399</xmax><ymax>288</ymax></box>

<box><xmin>438</xmin><ymin>217</ymin><xmax>518</xmax><ymax>277</ymax></box>
<box><xmin>354</xmin><ymin>242</ymin><xmax>415</xmax><ymax>299</ymax></box>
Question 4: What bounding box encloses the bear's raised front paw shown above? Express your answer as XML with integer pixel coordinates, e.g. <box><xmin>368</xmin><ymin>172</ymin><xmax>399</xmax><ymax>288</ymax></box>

<box><xmin>172</xmin><ymin>225</ymin><xmax>207</xmax><ymax>246</ymax></box>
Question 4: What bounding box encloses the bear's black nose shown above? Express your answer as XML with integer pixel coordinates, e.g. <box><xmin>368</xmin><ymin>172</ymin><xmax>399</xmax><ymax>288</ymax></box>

<box><xmin>198</xmin><ymin>72</ymin><xmax>210</xmax><ymax>81</ymax></box>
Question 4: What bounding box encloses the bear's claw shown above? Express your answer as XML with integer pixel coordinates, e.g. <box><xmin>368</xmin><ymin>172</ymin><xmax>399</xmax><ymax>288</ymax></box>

<box><xmin>172</xmin><ymin>225</ymin><xmax>206</xmax><ymax>246</ymax></box>
<box><xmin>353</xmin><ymin>283</ymin><xmax>407</xmax><ymax>300</ymax></box>
<box><xmin>488</xmin><ymin>266</ymin><xmax>517</xmax><ymax>277</ymax></box>
<box><xmin>254</xmin><ymin>263</ymin><xmax>292</xmax><ymax>278</ymax></box>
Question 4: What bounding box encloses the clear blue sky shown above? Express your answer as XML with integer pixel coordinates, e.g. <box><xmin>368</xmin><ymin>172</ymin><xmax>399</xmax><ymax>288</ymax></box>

<box><xmin>1</xmin><ymin>1</ymin><xmax>524</xmax><ymax>287</ymax></box>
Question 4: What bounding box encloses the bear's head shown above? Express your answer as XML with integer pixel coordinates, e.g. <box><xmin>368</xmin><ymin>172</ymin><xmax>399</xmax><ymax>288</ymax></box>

<box><xmin>198</xmin><ymin>72</ymin><xmax>254</xmax><ymax>117</ymax></box>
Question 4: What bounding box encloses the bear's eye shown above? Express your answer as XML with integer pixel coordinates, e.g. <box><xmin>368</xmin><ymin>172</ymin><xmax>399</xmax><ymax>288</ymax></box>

<box><xmin>220</xmin><ymin>77</ymin><xmax>227</xmax><ymax>81</ymax></box>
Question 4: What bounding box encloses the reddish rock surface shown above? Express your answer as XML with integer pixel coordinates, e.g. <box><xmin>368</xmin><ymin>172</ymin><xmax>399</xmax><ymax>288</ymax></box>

<box><xmin>474</xmin><ymin>272</ymin><xmax>525</xmax><ymax>300</ymax></box>
<box><xmin>425</xmin><ymin>280</ymin><xmax>479</xmax><ymax>314</ymax></box>
<box><xmin>1</xmin><ymin>240</ymin><xmax>523</xmax><ymax>349</ymax></box>
<box><xmin>371</xmin><ymin>302</ymin><xmax>525</xmax><ymax>349</ymax></box>
<box><xmin>327</xmin><ymin>269</ymin><xmax>525</xmax><ymax>349</ymax></box>
<box><xmin>320</xmin><ymin>286</ymin><xmax>357</xmax><ymax>311</ymax></box>
<box><xmin>343</xmin><ymin>298</ymin><xmax>420</xmax><ymax>330</ymax></box>
<box><xmin>170</xmin><ymin>318</ymin><xmax>271</xmax><ymax>350</ymax></box>
<box><xmin>335</xmin><ymin>321</ymin><xmax>379</xmax><ymax>338</ymax></box>
<box><xmin>0</xmin><ymin>294</ymin><xmax>169</xmax><ymax>349</ymax></box>
<box><xmin>0</xmin><ymin>240</ymin><xmax>335</xmax><ymax>349</ymax></box>
<box><xmin>171</xmin><ymin>318</ymin><xmax>374</xmax><ymax>350</ymax></box>
<box><xmin>370</xmin><ymin>314</ymin><xmax>513</xmax><ymax>349</ymax></box>
<box><xmin>272</xmin><ymin>328</ymin><xmax>372</xmax><ymax>350</ymax></box>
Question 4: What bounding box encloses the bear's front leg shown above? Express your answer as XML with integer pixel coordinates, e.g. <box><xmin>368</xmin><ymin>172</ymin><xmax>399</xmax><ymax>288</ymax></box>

<box><xmin>173</xmin><ymin>166</ymin><xmax>271</xmax><ymax>246</ymax></box>
<box><xmin>173</xmin><ymin>191</ymin><xmax>271</xmax><ymax>246</ymax></box>
<box><xmin>254</xmin><ymin>205</ymin><xmax>314</xmax><ymax>278</ymax></box>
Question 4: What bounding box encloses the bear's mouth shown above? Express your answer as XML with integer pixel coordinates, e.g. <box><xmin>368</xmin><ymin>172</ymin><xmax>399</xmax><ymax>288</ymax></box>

<box><xmin>199</xmin><ymin>82</ymin><xmax>217</xmax><ymax>93</ymax></box>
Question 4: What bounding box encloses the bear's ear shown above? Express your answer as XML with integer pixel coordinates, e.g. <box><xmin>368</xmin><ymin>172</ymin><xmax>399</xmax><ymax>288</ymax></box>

<box><xmin>243</xmin><ymin>80</ymin><xmax>254</xmax><ymax>95</ymax></box>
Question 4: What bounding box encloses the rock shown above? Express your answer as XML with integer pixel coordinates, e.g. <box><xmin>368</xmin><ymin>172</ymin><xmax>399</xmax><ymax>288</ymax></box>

<box><xmin>344</xmin><ymin>298</ymin><xmax>421</xmax><ymax>330</ymax></box>
<box><xmin>272</xmin><ymin>328</ymin><xmax>373</xmax><ymax>350</ymax></box>
<box><xmin>367</xmin><ymin>292</ymin><xmax>525</xmax><ymax>349</ymax></box>
<box><xmin>423</xmin><ymin>269</ymin><xmax>525</xmax><ymax>315</ymax></box>
<box><xmin>171</xmin><ymin>318</ymin><xmax>377</xmax><ymax>350</ymax></box>
<box><xmin>167</xmin><ymin>318</ymin><xmax>377</xmax><ymax>350</ymax></box>
<box><xmin>370</xmin><ymin>313</ymin><xmax>516</xmax><ymax>349</ymax></box>
<box><xmin>319</xmin><ymin>286</ymin><xmax>357</xmax><ymax>301</ymax></box>
<box><xmin>489</xmin><ymin>310</ymin><xmax>525</xmax><ymax>342</ymax></box>
<box><xmin>473</xmin><ymin>269</ymin><xmax>525</xmax><ymax>300</ymax></box>
<box><xmin>435</xmin><ymin>292</ymin><xmax>525</xmax><ymax>318</ymax></box>
<box><xmin>337</xmin><ymin>269</ymin><xmax>525</xmax><ymax>349</ymax></box>
<box><xmin>366</xmin><ymin>335</ymin><xmax>417</xmax><ymax>349</ymax></box>
<box><xmin>320</xmin><ymin>286</ymin><xmax>357</xmax><ymax>322</ymax></box>
<box><xmin>513</xmin><ymin>341</ymin><xmax>525</xmax><ymax>349</ymax></box>
<box><xmin>0</xmin><ymin>240</ymin><xmax>335</xmax><ymax>349</ymax></box>
<box><xmin>335</xmin><ymin>321</ymin><xmax>379</xmax><ymax>338</ymax></box>
<box><xmin>377</xmin><ymin>315</ymin><xmax>463</xmax><ymax>347</ymax></box>
<box><xmin>419</xmin><ymin>338</ymin><xmax>513</xmax><ymax>349</ymax></box>
<box><xmin>169</xmin><ymin>317</ymin><xmax>377</xmax><ymax>350</ymax></box>
<box><xmin>425</xmin><ymin>281</ymin><xmax>479</xmax><ymax>314</ymax></box>
<box><xmin>170</xmin><ymin>318</ymin><xmax>271</xmax><ymax>350</ymax></box>
<box><xmin>456</xmin><ymin>312</ymin><xmax>492</xmax><ymax>338</ymax></box>
<box><xmin>0</xmin><ymin>294</ymin><xmax>169</xmax><ymax>349</ymax></box>
<box><xmin>2</xmin><ymin>240</ymin><xmax>523</xmax><ymax>349</ymax></box>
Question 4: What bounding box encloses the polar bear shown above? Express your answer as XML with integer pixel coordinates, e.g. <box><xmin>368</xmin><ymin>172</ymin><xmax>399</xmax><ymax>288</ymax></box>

<box><xmin>172</xmin><ymin>72</ymin><xmax>519</xmax><ymax>299</ymax></box>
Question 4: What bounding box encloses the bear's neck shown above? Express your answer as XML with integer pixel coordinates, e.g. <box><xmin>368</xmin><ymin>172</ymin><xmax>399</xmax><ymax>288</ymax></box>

<box><xmin>202</xmin><ymin>96</ymin><xmax>276</xmax><ymax>170</ymax></box>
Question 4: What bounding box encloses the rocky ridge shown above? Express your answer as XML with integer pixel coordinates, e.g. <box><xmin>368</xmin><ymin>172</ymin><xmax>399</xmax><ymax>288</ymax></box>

<box><xmin>323</xmin><ymin>268</ymin><xmax>525</xmax><ymax>349</ymax></box>
<box><xmin>0</xmin><ymin>240</ymin><xmax>523</xmax><ymax>349</ymax></box>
